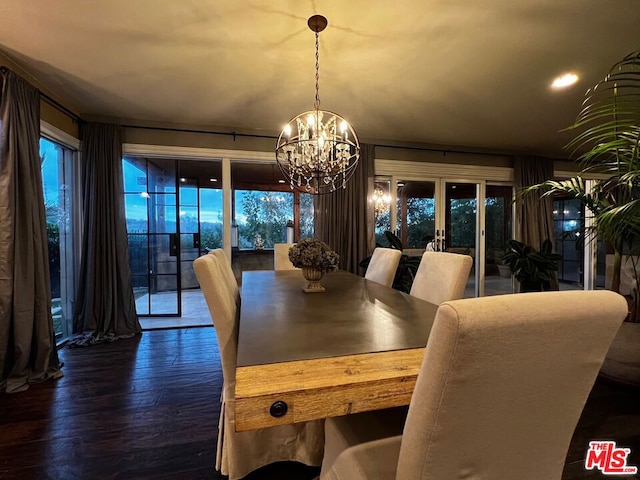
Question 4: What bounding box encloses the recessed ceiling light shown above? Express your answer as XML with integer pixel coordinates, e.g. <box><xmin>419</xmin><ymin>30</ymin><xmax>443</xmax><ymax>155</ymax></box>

<box><xmin>551</xmin><ymin>73</ymin><xmax>579</xmax><ymax>89</ymax></box>
<box><xmin>278</xmin><ymin>179</ymin><xmax>286</xmax><ymax>184</ymax></box>
<box><xmin>180</xmin><ymin>177</ymin><xmax>186</xmax><ymax>183</ymax></box>
<box><xmin>209</xmin><ymin>178</ymin><xmax>217</xmax><ymax>182</ymax></box>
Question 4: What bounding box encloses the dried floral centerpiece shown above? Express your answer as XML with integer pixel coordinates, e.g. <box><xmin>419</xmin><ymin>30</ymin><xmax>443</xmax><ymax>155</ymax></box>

<box><xmin>289</xmin><ymin>238</ymin><xmax>339</xmax><ymax>292</ymax></box>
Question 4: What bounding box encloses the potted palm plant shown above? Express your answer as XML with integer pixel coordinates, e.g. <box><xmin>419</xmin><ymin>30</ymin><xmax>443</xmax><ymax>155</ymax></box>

<box><xmin>521</xmin><ymin>51</ymin><xmax>640</xmax><ymax>385</ymax></box>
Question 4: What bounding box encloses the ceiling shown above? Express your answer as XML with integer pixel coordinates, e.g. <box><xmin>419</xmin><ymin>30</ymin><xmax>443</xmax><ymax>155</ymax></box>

<box><xmin>1</xmin><ymin>0</ymin><xmax>639</xmax><ymax>157</ymax></box>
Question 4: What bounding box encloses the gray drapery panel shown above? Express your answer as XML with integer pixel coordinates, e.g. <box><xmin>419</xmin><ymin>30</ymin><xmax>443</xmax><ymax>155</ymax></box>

<box><xmin>314</xmin><ymin>144</ymin><xmax>375</xmax><ymax>274</ymax></box>
<box><xmin>71</xmin><ymin>123</ymin><xmax>140</xmax><ymax>343</ymax></box>
<box><xmin>514</xmin><ymin>155</ymin><xmax>559</xmax><ymax>289</ymax></box>
<box><xmin>0</xmin><ymin>68</ymin><xmax>62</xmax><ymax>393</ymax></box>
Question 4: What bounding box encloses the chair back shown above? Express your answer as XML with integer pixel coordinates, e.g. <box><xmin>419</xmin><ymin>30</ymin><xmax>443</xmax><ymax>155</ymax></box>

<box><xmin>193</xmin><ymin>253</ymin><xmax>239</xmax><ymax>398</ymax></box>
<box><xmin>274</xmin><ymin>243</ymin><xmax>299</xmax><ymax>270</ymax></box>
<box><xmin>409</xmin><ymin>251</ymin><xmax>472</xmax><ymax>304</ymax></box>
<box><xmin>396</xmin><ymin>290</ymin><xmax>628</xmax><ymax>480</ymax></box>
<box><xmin>365</xmin><ymin>248</ymin><xmax>402</xmax><ymax>287</ymax></box>
<box><xmin>209</xmin><ymin>248</ymin><xmax>239</xmax><ymax>302</ymax></box>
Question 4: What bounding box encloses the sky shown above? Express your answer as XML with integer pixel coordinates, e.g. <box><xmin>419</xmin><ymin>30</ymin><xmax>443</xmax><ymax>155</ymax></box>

<box><xmin>40</xmin><ymin>138</ymin><xmax>60</xmax><ymax>206</ymax></box>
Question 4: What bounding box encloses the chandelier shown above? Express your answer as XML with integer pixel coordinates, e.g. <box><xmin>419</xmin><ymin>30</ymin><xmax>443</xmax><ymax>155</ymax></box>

<box><xmin>373</xmin><ymin>186</ymin><xmax>391</xmax><ymax>216</ymax></box>
<box><xmin>276</xmin><ymin>15</ymin><xmax>360</xmax><ymax>195</ymax></box>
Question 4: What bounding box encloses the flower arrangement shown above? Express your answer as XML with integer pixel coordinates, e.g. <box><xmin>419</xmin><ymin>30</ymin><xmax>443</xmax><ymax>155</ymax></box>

<box><xmin>289</xmin><ymin>238</ymin><xmax>339</xmax><ymax>272</ymax></box>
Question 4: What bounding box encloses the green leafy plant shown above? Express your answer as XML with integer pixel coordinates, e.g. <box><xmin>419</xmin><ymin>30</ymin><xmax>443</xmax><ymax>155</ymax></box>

<box><xmin>359</xmin><ymin>231</ymin><xmax>422</xmax><ymax>293</ymax></box>
<box><xmin>520</xmin><ymin>50</ymin><xmax>640</xmax><ymax>319</ymax></box>
<box><xmin>289</xmin><ymin>238</ymin><xmax>339</xmax><ymax>272</ymax></box>
<box><xmin>502</xmin><ymin>239</ymin><xmax>562</xmax><ymax>292</ymax></box>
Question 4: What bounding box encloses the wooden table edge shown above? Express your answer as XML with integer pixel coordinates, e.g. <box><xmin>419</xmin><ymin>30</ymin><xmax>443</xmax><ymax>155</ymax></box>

<box><xmin>234</xmin><ymin>347</ymin><xmax>425</xmax><ymax>431</ymax></box>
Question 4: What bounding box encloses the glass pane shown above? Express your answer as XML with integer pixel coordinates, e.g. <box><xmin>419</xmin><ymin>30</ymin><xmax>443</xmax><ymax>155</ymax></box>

<box><xmin>180</xmin><ymin>233</ymin><xmax>200</xmax><ymax>289</ymax></box>
<box><xmin>150</xmin><ymin>234</ymin><xmax>177</xmax><ymax>275</ymax></box>
<box><xmin>300</xmin><ymin>193</ymin><xmax>315</xmax><ymax>239</ymax></box>
<box><xmin>446</xmin><ymin>183</ymin><xmax>477</xmax><ymax>298</ymax></box>
<box><xmin>123</xmin><ymin>157</ymin><xmax>147</xmax><ymax>193</ymax></box>
<box><xmin>234</xmin><ymin>190</ymin><xmax>294</xmax><ymax>249</ymax></box>
<box><xmin>149</xmin><ymin>194</ymin><xmax>177</xmax><ymax>234</ymax></box>
<box><xmin>596</xmin><ymin>237</ymin><xmax>607</xmax><ymax>289</ymax></box>
<box><xmin>132</xmin><ymin>275</ymin><xmax>150</xmax><ymax>315</ymax></box>
<box><xmin>125</xmin><ymin>193</ymin><xmax>148</xmax><ymax>233</ymax></box>
<box><xmin>148</xmin><ymin>158</ymin><xmax>176</xmax><ymax>193</ymax></box>
<box><xmin>396</xmin><ymin>181</ymin><xmax>436</xmax><ymax>249</ymax></box>
<box><xmin>127</xmin><ymin>234</ymin><xmax>149</xmax><ymax>276</ymax></box>
<box><xmin>150</xmin><ymin>275</ymin><xmax>178</xmax><ymax>315</ymax></box>
<box><xmin>179</xmin><ymin>182</ymin><xmax>198</xmax><ymax>205</ymax></box>
<box><xmin>200</xmin><ymin>188</ymin><xmax>223</xmax><ymax>250</ymax></box>
<box><xmin>179</xmin><ymin>206</ymin><xmax>199</xmax><ymax>234</ymax></box>
<box><xmin>485</xmin><ymin>185</ymin><xmax>513</xmax><ymax>295</ymax></box>
<box><xmin>553</xmin><ymin>198</ymin><xmax>584</xmax><ymax>289</ymax></box>
<box><xmin>40</xmin><ymin>137</ymin><xmax>74</xmax><ymax>341</ymax></box>
<box><xmin>374</xmin><ymin>180</ymin><xmax>391</xmax><ymax>245</ymax></box>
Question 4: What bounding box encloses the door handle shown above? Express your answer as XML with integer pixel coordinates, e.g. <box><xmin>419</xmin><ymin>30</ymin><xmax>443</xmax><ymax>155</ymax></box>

<box><xmin>169</xmin><ymin>234</ymin><xmax>178</xmax><ymax>257</ymax></box>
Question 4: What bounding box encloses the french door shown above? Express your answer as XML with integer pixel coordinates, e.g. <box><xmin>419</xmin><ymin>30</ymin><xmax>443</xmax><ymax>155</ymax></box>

<box><xmin>384</xmin><ymin>177</ymin><xmax>513</xmax><ymax>298</ymax></box>
<box><xmin>124</xmin><ymin>157</ymin><xmax>181</xmax><ymax>316</ymax></box>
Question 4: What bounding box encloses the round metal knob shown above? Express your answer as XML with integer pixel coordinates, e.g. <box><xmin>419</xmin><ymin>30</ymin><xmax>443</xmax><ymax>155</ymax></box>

<box><xmin>269</xmin><ymin>400</ymin><xmax>288</xmax><ymax>418</ymax></box>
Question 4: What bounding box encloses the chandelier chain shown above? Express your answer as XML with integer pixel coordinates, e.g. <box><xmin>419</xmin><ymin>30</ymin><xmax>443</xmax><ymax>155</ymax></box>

<box><xmin>314</xmin><ymin>31</ymin><xmax>320</xmax><ymax>111</ymax></box>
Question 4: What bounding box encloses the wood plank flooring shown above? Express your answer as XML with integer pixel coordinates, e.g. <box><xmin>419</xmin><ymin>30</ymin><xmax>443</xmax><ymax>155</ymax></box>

<box><xmin>0</xmin><ymin>326</ymin><xmax>639</xmax><ymax>479</ymax></box>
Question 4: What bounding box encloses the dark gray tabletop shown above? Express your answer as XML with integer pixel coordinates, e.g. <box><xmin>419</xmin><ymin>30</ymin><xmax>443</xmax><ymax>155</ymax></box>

<box><xmin>236</xmin><ymin>270</ymin><xmax>439</xmax><ymax>367</ymax></box>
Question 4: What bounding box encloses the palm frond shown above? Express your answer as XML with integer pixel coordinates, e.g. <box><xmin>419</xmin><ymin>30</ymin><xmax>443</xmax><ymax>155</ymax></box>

<box><xmin>596</xmin><ymin>199</ymin><xmax>640</xmax><ymax>242</ymax></box>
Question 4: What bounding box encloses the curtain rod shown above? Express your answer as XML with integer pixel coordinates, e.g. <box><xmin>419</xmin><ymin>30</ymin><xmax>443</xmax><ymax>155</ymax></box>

<box><xmin>123</xmin><ymin>123</ymin><xmax>509</xmax><ymax>157</ymax></box>
<box><xmin>373</xmin><ymin>142</ymin><xmax>513</xmax><ymax>158</ymax></box>
<box><xmin>121</xmin><ymin>123</ymin><xmax>277</xmax><ymax>141</ymax></box>
<box><xmin>1</xmin><ymin>65</ymin><xmax>84</xmax><ymax>124</ymax></box>
<box><xmin>40</xmin><ymin>92</ymin><xmax>84</xmax><ymax>124</ymax></box>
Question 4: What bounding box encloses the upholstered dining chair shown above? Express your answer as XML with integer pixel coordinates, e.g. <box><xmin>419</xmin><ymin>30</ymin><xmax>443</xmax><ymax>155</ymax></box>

<box><xmin>274</xmin><ymin>242</ymin><xmax>300</xmax><ymax>270</ymax></box>
<box><xmin>320</xmin><ymin>290</ymin><xmax>628</xmax><ymax>480</ymax></box>
<box><xmin>364</xmin><ymin>247</ymin><xmax>402</xmax><ymax>287</ymax></box>
<box><xmin>193</xmin><ymin>254</ymin><xmax>324</xmax><ymax>480</ymax></box>
<box><xmin>208</xmin><ymin>248</ymin><xmax>239</xmax><ymax>303</ymax></box>
<box><xmin>409</xmin><ymin>251</ymin><xmax>473</xmax><ymax>305</ymax></box>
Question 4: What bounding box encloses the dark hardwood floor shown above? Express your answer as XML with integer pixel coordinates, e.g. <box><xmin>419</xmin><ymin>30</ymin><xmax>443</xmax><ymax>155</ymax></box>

<box><xmin>0</xmin><ymin>327</ymin><xmax>639</xmax><ymax>479</ymax></box>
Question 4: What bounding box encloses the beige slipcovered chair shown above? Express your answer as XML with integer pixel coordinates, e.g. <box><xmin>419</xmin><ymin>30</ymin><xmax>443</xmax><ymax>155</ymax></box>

<box><xmin>274</xmin><ymin>242</ymin><xmax>299</xmax><ymax>271</ymax></box>
<box><xmin>409</xmin><ymin>251</ymin><xmax>473</xmax><ymax>305</ymax></box>
<box><xmin>208</xmin><ymin>248</ymin><xmax>239</xmax><ymax>303</ymax></box>
<box><xmin>321</xmin><ymin>290</ymin><xmax>628</xmax><ymax>480</ymax></box>
<box><xmin>193</xmin><ymin>253</ymin><xmax>324</xmax><ymax>480</ymax></box>
<box><xmin>364</xmin><ymin>248</ymin><xmax>402</xmax><ymax>287</ymax></box>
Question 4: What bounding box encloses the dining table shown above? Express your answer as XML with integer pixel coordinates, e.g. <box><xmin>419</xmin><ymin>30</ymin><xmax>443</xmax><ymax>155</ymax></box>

<box><xmin>234</xmin><ymin>269</ymin><xmax>439</xmax><ymax>432</ymax></box>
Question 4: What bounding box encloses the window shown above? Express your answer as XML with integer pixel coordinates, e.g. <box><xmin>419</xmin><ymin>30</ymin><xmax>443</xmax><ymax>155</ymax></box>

<box><xmin>40</xmin><ymin>137</ymin><xmax>76</xmax><ymax>340</ymax></box>
<box><xmin>299</xmin><ymin>193</ymin><xmax>315</xmax><ymax>239</ymax></box>
<box><xmin>396</xmin><ymin>181</ymin><xmax>436</xmax><ymax>249</ymax></box>
<box><xmin>554</xmin><ymin>198</ymin><xmax>583</xmax><ymax>285</ymax></box>
<box><xmin>373</xmin><ymin>180</ymin><xmax>392</xmax><ymax>245</ymax></box>
<box><xmin>234</xmin><ymin>190</ymin><xmax>294</xmax><ymax>248</ymax></box>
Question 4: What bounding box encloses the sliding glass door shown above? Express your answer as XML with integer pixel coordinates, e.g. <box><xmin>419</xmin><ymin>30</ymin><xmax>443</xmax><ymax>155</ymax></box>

<box><xmin>383</xmin><ymin>176</ymin><xmax>514</xmax><ymax>297</ymax></box>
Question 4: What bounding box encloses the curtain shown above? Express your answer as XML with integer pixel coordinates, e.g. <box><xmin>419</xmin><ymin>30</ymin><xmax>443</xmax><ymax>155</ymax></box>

<box><xmin>0</xmin><ymin>68</ymin><xmax>63</xmax><ymax>393</ymax></box>
<box><xmin>314</xmin><ymin>143</ymin><xmax>375</xmax><ymax>274</ymax></box>
<box><xmin>514</xmin><ymin>155</ymin><xmax>559</xmax><ymax>289</ymax></box>
<box><xmin>71</xmin><ymin>123</ymin><xmax>140</xmax><ymax>345</ymax></box>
